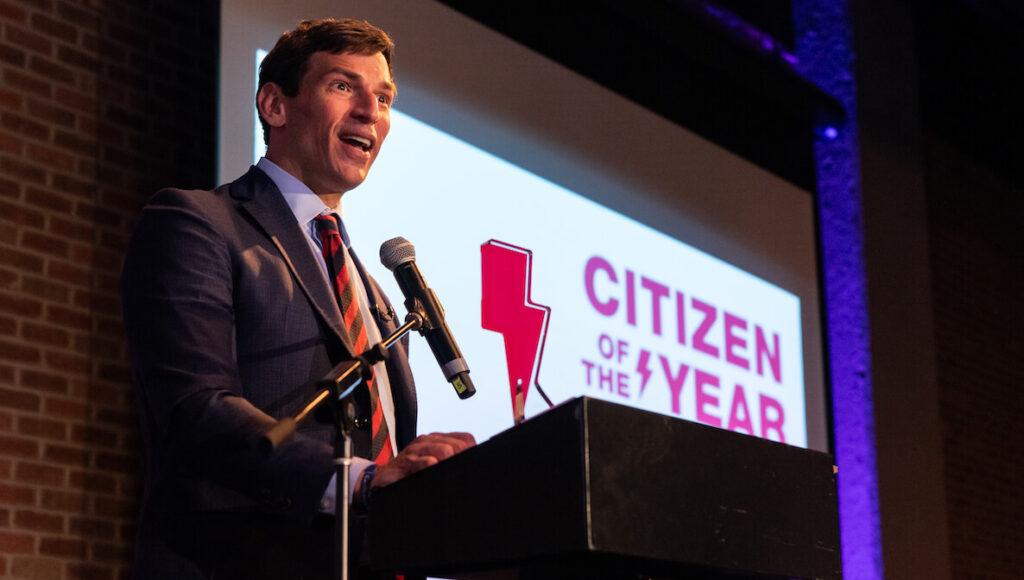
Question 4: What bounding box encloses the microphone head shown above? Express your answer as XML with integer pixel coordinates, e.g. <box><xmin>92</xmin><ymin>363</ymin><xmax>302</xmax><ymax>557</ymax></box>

<box><xmin>380</xmin><ymin>237</ymin><xmax>416</xmax><ymax>271</ymax></box>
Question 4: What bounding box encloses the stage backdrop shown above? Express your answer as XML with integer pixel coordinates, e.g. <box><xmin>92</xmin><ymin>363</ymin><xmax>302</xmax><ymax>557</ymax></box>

<box><xmin>219</xmin><ymin>0</ymin><xmax>829</xmax><ymax>452</ymax></box>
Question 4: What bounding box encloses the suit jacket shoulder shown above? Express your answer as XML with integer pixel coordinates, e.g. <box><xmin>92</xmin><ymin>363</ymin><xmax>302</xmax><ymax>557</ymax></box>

<box><xmin>124</xmin><ymin>166</ymin><xmax>416</xmax><ymax>531</ymax></box>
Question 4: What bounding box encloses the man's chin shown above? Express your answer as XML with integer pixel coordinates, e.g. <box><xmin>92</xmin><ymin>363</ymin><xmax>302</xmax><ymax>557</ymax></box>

<box><xmin>336</xmin><ymin>167</ymin><xmax>371</xmax><ymax>190</ymax></box>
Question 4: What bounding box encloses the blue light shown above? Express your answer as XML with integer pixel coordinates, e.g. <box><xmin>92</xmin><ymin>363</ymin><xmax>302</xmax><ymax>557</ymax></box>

<box><xmin>791</xmin><ymin>0</ymin><xmax>883</xmax><ymax>578</ymax></box>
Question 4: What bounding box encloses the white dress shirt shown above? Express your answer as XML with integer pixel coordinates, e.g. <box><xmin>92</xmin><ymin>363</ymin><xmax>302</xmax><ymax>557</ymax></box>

<box><xmin>257</xmin><ymin>157</ymin><xmax>397</xmax><ymax>510</ymax></box>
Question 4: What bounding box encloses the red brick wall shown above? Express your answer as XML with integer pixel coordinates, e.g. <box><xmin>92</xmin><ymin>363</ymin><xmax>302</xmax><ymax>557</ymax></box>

<box><xmin>0</xmin><ymin>0</ymin><xmax>216</xmax><ymax>578</ymax></box>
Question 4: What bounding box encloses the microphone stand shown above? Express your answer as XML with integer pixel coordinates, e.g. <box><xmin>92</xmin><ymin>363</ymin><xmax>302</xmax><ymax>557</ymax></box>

<box><xmin>262</xmin><ymin>312</ymin><xmax>424</xmax><ymax>580</ymax></box>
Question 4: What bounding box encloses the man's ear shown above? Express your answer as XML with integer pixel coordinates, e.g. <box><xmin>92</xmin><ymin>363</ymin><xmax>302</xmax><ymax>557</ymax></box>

<box><xmin>257</xmin><ymin>82</ymin><xmax>287</xmax><ymax>129</ymax></box>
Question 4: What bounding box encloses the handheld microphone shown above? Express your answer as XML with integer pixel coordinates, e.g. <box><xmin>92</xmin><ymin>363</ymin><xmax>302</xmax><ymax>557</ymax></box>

<box><xmin>380</xmin><ymin>237</ymin><xmax>476</xmax><ymax>399</ymax></box>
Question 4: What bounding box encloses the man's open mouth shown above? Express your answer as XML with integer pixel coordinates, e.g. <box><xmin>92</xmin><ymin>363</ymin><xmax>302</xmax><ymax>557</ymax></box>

<box><xmin>341</xmin><ymin>135</ymin><xmax>372</xmax><ymax>152</ymax></box>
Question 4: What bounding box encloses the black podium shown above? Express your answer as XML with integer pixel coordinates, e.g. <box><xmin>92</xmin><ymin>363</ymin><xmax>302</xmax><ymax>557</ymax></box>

<box><xmin>368</xmin><ymin>397</ymin><xmax>841</xmax><ymax>579</ymax></box>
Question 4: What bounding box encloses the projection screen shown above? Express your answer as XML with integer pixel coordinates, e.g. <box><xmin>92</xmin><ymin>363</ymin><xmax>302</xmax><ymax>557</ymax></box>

<box><xmin>219</xmin><ymin>0</ymin><xmax>829</xmax><ymax>452</ymax></box>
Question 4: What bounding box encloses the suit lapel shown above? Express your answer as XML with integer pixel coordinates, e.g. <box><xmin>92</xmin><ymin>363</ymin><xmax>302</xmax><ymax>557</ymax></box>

<box><xmin>230</xmin><ymin>167</ymin><xmax>357</xmax><ymax>357</ymax></box>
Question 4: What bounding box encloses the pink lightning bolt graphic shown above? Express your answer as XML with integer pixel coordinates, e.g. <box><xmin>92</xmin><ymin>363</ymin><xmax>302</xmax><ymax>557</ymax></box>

<box><xmin>481</xmin><ymin>240</ymin><xmax>552</xmax><ymax>417</ymax></box>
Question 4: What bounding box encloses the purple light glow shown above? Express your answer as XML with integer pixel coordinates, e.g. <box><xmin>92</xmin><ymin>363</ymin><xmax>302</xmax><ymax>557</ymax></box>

<box><xmin>683</xmin><ymin>0</ymin><xmax>798</xmax><ymax>69</ymax></box>
<box><xmin>790</xmin><ymin>0</ymin><xmax>884</xmax><ymax>578</ymax></box>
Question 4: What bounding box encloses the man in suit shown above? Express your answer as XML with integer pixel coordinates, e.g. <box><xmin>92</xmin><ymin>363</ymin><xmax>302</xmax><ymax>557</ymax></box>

<box><xmin>122</xmin><ymin>19</ymin><xmax>474</xmax><ymax>579</ymax></box>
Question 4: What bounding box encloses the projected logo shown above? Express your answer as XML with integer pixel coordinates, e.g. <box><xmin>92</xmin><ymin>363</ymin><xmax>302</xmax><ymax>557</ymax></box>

<box><xmin>578</xmin><ymin>255</ymin><xmax>795</xmax><ymax>443</ymax></box>
<box><xmin>480</xmin><ymin>240</ymin><xmax>551</xmax><ymax>421</ymax></box>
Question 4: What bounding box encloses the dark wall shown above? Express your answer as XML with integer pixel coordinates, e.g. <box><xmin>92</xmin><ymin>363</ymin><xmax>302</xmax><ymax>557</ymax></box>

<box><xmin>852</xmin><ymin>0</ymin><xmax>950</xmax><ymax>575</ymax></box>
<box><xmin>926</xmin><ymin>136</ymin><xmax>1024</xmax><ymax>578</ymax></box>
<box><xmin>912</xmin><ymin>1</ymin><xmax>1023</xmax><ymax>576</ymax></box>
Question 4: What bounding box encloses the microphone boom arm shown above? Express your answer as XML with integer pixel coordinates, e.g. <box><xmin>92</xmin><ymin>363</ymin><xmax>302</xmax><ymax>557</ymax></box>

<box><xmin>260</xmin><ymin>312</ymin><xmax>424</xmax><ymax>452</ymax></box>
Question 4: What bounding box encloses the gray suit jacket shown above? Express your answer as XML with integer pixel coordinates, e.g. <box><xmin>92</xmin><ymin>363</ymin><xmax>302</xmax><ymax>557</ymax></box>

<box><xmin>122</xmin><ymin>166</ymin><xmax>416</xmax><ymax>579</ymax></box>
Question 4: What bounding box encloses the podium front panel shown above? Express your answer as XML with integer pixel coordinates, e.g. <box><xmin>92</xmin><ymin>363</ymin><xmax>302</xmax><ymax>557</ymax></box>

<box><xmin>368</xmin><ymin>397</ymin><xmax>841</xmax><ymax>579</ymax></box>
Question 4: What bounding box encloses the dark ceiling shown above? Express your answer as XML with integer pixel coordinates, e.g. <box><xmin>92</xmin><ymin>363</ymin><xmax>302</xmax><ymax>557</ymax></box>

<box><xmin>436</xmin><ymin>0</ymin><xmax>1022</xmax><ymax>190</ymax></box>
<box><xmin>916</xmin><ymin>0</ymin><xmax>1024</xmax><ymax>188</ymax></box>
<box><xmin>436</xmin><ymin>0</ymin><xmax>840</xmax><ymax>191</ymax></box>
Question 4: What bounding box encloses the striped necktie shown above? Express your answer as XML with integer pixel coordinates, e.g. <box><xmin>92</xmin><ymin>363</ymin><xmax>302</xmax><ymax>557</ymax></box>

<box><xmin>313</xmin><ymin>214</ymin><xmax>393</xmax><ymax>465</ymax></box>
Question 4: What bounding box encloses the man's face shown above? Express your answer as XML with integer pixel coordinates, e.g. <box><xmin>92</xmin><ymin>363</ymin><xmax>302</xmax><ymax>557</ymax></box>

<box><xmin>264</xmin><ymin>50</ymin><xmax>395</xmax><ymax>196</ymax></box>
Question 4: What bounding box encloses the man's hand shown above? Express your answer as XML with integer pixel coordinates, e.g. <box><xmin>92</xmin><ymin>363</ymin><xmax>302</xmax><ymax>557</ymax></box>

<box><xmin>371</xmin><ymin>432</ymin><xmax>476</xmax><ymax>488</ymax></box>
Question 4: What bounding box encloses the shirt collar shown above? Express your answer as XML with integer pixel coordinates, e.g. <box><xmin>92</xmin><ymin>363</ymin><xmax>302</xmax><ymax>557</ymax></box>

<box><xmin>257</xmin><ymin>157</ymin><xmax>341</xmax><ymax>224</ymax></box>
<box><xmin>257</xmin><ymin>157</ymin><xmax>351</xmax><ymax>247</ymax></box>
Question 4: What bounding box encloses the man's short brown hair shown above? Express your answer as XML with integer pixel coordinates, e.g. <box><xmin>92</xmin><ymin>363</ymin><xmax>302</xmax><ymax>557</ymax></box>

<box><xmin>257</xmin><ymin>18</ymin><xmax>394</xmax><ymax>144</ymax></box>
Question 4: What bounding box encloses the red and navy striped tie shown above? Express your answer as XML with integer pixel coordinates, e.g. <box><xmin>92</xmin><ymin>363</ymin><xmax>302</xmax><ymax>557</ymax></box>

<box><xmin>314</xmin><ymin>214</ymin><xmax>393</xmax><ymax>465</ymax></box>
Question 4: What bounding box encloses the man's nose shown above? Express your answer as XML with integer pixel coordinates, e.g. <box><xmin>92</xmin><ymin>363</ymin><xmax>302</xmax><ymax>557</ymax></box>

<box><xmin>351</xmin><ymin>91</ymin><xmax>380</xmax><ymax>123</ymax></box>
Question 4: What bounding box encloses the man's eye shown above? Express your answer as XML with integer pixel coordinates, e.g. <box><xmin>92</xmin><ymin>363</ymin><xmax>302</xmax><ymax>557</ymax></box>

<box><xmin>333</xmin><ymin>82</ymin><xmax>349</xmax><ymax>91</ymax></box>
<box><xmin>377</xmin><ymin>95</ymin><xmax>391</xmax><ymax>105</ymax></box>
